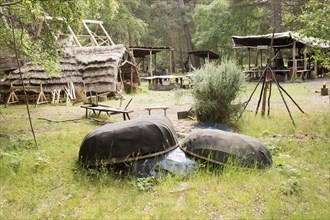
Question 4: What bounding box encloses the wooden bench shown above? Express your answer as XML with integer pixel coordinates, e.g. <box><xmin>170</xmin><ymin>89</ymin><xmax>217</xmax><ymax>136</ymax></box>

<box><xmin>145</xmin><ymin>106</ymin><xmax>169</xmax><ymax>116</ymax></box>
<box><xmin>81</xmin><ymin>98</ymin><xmax>133</xmax><ymax>120</ymax></box>
<box><xmin>81</xmin><ymin>104</ymin><xmax>133</xmax><ymax>120</ymax></box>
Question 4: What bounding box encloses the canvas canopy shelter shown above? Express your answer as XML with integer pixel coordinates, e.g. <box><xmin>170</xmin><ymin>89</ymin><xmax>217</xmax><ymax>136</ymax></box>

<box><xmin>79</xmin><ymin>115</ymin><xmax>179</xmax><ymax>165</ymax></box>
<box><xmin>180</xmin><ymin>129</ymin><xmax>272</xmax><ymax>168</ymax></box>
<box><xmin>232</xmin><ymin>31</ymin><xmax>330</xmax><ymax>80</ymax></box>
<box><xmin>232</xmin><ymin>31</ymin><xmax>330</xmax><ymax>49</ymax></box>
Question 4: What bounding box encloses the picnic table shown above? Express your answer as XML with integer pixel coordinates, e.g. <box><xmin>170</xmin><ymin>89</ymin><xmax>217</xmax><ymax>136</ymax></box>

<box><xmin>81</xmin><ymin>104</ymin><xmax>133</xmax><ymax>120</ymax></box>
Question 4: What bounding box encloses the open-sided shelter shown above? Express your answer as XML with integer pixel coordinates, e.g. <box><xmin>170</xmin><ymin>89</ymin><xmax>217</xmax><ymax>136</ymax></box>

<box><xmin>130</xmin><ymin>46</ymin><xmax>175</xmax><ymax>76</ymax></box>
<box><xmin>186</xmin><ymin>50</ymin><xmax>219</xmax><ymax>71</ymax></box>
<box><xmin>232</xmin><ymin>31</ymin><xmax>330</xmax><ymax>80</ymax></box>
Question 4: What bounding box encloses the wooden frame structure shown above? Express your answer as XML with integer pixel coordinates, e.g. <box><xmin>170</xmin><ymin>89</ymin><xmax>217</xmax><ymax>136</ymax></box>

<box><xmin>232</xmin><ymin>32</ymin><xmax>329</xmax><ymax>81</ymax></box>
<box><xmin>79</xmin><ymin>20</ymin><xmax>115</xmax><ymax>47</ymax></box>
<box><xmin>5</xmin><ymin>83</ymin><xmax>48</xmax><ymax>107</ymax></box>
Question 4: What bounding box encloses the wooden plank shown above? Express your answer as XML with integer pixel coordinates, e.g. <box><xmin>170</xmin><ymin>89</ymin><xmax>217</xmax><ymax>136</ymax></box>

<box><xmin>82</xmin><ymin>19</ymin><xmax>103</xmax><ymax>24</ymax></box>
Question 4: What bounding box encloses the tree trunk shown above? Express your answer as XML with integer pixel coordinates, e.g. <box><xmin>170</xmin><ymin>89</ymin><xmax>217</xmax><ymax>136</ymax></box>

<box><xmin>272</xmin><ymin>0</ymin><xmax>282</xmax><ymax>31</ymax></box>
<box><xmin>178</xmin><ymin>0</ymin><xmax>199</xmax><ymax>68</ymax></box>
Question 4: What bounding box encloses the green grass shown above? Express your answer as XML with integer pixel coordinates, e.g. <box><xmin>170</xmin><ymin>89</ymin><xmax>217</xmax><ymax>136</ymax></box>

<box><xmin>0</xmin><ymin>80</ymin><xmax>329</xmax><ymax>219</ymax></box>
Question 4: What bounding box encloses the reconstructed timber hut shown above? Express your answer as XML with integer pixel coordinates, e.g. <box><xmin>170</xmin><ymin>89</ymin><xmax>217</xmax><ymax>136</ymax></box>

<box><xmin>0</xmin><ymin>44</ymin><xmax>139</xmax><ymax>103</ymax></box>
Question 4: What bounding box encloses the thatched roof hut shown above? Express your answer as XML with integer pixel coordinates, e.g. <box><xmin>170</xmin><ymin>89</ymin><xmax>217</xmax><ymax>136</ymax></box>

<box><xmin>0</xmin><ymin>44</ymin><xmax>139</xmax><ymax>97</ymax></box>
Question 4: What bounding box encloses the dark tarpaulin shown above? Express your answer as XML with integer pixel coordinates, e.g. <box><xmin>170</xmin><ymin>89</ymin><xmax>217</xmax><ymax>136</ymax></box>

<box><xmin>79</xmin><ymin>115</ymin><xmax>178</xmax><ymax>165</ymax></box>
<box><xmin>113</xmin><ymin>147</ymin><xmax>197</xmax><ymax>178</ymax></box>
<box><xmin>180</xmin><ymin>129</ymin><xmax>272</xmax><ymax>168</ymax></box>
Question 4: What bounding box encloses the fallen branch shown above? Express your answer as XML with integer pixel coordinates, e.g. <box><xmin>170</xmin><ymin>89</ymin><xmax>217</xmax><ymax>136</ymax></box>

<box><xmin>38</xmin><ymin>117</ymin><xmax>82</xmax><ymax>123</ymax></box>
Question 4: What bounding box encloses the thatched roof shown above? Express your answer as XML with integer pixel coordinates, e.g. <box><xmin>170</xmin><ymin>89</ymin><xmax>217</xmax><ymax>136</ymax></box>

<box><xmin>0</xmin><ymin>44</ymin><xmax>139</xmax><ymax>94</ymax></box>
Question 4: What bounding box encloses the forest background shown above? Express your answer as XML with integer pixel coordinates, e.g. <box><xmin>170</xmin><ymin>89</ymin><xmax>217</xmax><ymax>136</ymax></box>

<box><xmin>0</xmin><ymin>0</ymin><xmax>329</xmax><ymax>73</ymax></box>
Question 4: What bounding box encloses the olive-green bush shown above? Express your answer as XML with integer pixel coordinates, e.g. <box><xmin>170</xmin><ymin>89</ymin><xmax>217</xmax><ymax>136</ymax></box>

<box><xmin>192</xmin><ymin>60</ymin><xmax>246</xmax><ymax>123</ymax></box>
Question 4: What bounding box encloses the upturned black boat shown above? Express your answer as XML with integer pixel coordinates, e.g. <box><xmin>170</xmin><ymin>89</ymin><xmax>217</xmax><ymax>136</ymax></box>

<box><xmin>180</xmin><ymin>129</ymin><xmax>272</xmax><ymax>168</ymax></box>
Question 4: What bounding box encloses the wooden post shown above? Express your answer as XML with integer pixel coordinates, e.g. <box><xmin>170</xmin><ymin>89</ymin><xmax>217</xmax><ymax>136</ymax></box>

<box><xmin>260</xmin><ymin>50</ymin><xmax>263</xmax><ymax>70</ymax></box>
<box><xmin>149</xmin><ymin>50</ymin><xmax>153</xmax><ymax>76</ymax></box>
<box><xmin>142</xmin><ymin>57</ymin><xmax>145</xmax><ymax>72</ymax></box>
<box><xmin>314</xmin><ymin>61</ymin><xmax>318</xmax><ymax>76</ymax></box>
<box><xmin>171</xmin><ymin>49</ymin><xmax>176</xmax><ymax>73</ymax></box>
<box><xmin>169</xmin><ymin>48</ymin><xmax>172</xmax><ymax>74</ymax></box>
<box><xmin>248</xmin><ymin>48</ymin><xmax>251</xmax><ymax>69</ymax></box>
<box><xmin>232</xmin><ymin>38</ymin><xmax>237</xmax><ymax>60</ymax></box>
<box><xmin>154</xmin><ymin>52</ymin><xmax>157</xmax><ymax>74</ymax></box>
<box><xmin>291</xmin><ymin>40</ymin><xmax>297</xmax><ymax>79</ymax></box>
<box><xmin>261</xmin><ymin>81</ymin><xmax>268</xmax><ymax>116</ymax></box>
<box><xmin>130</xmin><ymin>65</ymin><xmax>133</xmax><ymax>92</ymax></box>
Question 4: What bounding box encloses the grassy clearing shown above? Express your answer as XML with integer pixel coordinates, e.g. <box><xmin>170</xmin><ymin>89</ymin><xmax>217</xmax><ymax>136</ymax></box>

<box><xmin>0</xmin><ymin>80</ymin><xmax>329</xmax><ymax>219</ymax></box>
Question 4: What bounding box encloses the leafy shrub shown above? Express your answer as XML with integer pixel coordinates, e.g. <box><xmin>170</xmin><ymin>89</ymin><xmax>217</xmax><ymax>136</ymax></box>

<box><xmin>191</xmin><ymin>60</ymin><xmax>246</xmax><ymax>123</ymax></box>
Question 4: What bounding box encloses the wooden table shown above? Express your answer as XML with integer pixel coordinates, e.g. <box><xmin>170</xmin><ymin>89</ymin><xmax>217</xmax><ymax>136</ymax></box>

<box><xmin>142</xmin><ymin>75</ymin><xmax>184</xmax><ymax>88</ymax></box>
<box><xmin>81</xmin><ymin>104</ymin><xmax>133</xmax><ymax>120</ymax></box>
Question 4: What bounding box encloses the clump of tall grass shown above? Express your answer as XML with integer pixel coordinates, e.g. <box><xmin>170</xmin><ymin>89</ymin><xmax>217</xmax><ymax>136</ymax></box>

<box><xmin>191</xmin><ymin>60</ymin><xmax>246</xmax><ymax>123</ymax></box>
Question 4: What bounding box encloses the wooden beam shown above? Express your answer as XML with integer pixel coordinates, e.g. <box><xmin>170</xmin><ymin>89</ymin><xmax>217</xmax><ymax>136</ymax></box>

<box><xmin>99</xmin><ymin>22</ymin><xmax>115</xmax><ymax>45</ymax></box>
<box><xmin>82</xmin><ymin>20</ymin><xmax>99</xmax><ymax>46</ymax></box>
<box><xmin>82</xmin><ymin>19</ymin><xmax>103</xmax><ymax>24</ymax></box>
<box><xmin>67</xmin><ymin>25</ymin><xmax>82</xmax><ymax>47</ymax></box>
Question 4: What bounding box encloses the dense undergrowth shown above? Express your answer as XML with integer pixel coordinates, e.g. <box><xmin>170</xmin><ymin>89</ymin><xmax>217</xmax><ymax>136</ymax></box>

<box><xmin>0</xmin><ymin>81</ymin><xmax>329</xmax><ymax>219</ymax></box>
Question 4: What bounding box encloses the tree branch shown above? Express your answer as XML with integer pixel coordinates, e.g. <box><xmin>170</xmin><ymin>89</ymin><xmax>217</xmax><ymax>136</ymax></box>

<box><xmin>0</xmin><ymin>1</ymin><xmax>23</xmax><ymax>7</ymax></box>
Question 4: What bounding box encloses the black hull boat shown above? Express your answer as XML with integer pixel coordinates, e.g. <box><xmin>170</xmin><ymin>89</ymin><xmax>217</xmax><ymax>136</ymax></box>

<box><xmin>79</xmin><ymin>115</ymin><xmax>178</xmax><ymax>165</ymax></box>
<box><xmin>180</xmin><ymin>129</ymin><xmax>272</xmax><ymax>168</ymax></box>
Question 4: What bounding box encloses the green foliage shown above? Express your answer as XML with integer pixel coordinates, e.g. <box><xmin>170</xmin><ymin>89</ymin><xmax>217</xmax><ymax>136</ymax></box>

<box><xmin>130</xmin><ymin>177</ymin><xmax>158</xmax><ymax>191</ymax></box>
<box><xmin>284</xmin><ymin>0</ymin><xmax>330</xmax><ymax>65</ymax></box>
<box><xmin>96</xmin><ymin>0</ymin><xmax>147</xmax><ymax>45</ymax></box>
<box><xmin>191</xmin><ymin>60</ymin><xmax>246</xmax><ymax>123</ymax></box>
<box><xmin>193</xmin><ymin>0</ymin><xmax>233</xmax><ymax>54</ymax></box>
<box><xmin>0</xmin><ymin>0</ymin><xmax>99</xmax><ymax>75</ymax></box>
